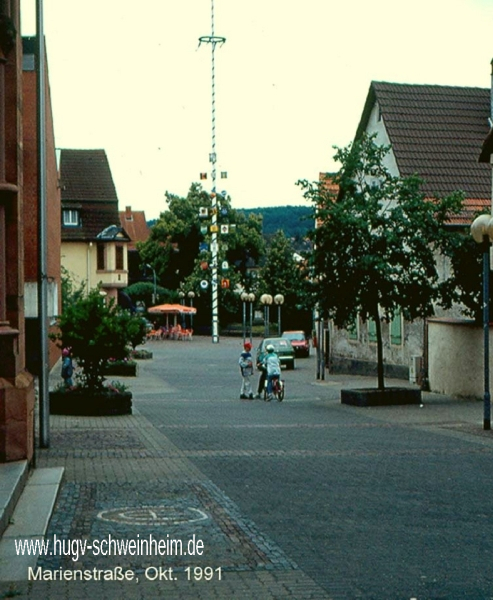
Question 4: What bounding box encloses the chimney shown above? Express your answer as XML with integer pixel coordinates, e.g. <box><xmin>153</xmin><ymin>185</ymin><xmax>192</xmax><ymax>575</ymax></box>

<box><xmin>125</xmin><ymin>206</ymin><xmax>132</xmax><ymax>220</ymax></box>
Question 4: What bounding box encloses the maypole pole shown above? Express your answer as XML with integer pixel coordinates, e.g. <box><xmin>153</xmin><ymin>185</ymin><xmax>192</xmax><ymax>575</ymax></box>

<box><xmin>199</xmin><ymin>0</ymin><xmax>225</xmax><ymax>344</ymax></box>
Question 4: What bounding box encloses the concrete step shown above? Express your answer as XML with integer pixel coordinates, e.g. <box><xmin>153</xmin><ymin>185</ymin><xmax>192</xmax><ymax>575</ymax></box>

<box><xmin>0</xmin><ymin>466</ymin><xmax>64</xmax><ymax>581</ymax></box>
<box><xmin>0</xmin><ymin>461</ymin><xmax>29</xmax><ymax>539</ymax></box>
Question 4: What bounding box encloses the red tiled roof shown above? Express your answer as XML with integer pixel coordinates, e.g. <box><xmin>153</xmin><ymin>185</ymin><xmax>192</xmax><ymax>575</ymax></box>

<box><xmin>119</xmin><ymin>206</ymin><xmax>150</xmax><ymax>250</ymax></box>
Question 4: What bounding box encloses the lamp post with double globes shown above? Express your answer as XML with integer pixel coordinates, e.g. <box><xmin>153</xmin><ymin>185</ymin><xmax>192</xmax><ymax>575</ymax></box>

<box><xmin>471</xmin><ymin>214</ymin><xmax>493</xmax><ymax>430</ymax></box>
<box><xmin>274</xmin><ymin>294</ymin><xmax>285</xmax><ymax>336</ymax></box>
<box><xmin>260</xmin><ymin>294</ymin><xmax>273</xmax><ymax>338</ymax></box>
<box><xmin>247</xmin><ymin>293</ymin><xmax>255</xmax><ymax>345</ymax></box>
<box><xmin>240</xmin><ymin>292</ymin><xmax>256</xmax><ymax>344</ymax></box>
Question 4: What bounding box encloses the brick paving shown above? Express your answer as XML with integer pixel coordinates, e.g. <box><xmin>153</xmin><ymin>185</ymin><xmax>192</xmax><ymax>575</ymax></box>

<box><xmin>2</xmin><ymin>336</ymin><xmax>493</xmax><ymax>599</ymax></box>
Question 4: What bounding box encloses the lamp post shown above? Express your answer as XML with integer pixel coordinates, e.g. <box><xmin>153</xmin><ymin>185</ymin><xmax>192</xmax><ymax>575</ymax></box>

<box><xmin>240</xmin><ymin>292</ymin><xmax>248</xmax><ymax>343</ymax></box>
<box><xmin>260</xmin><ymin>294</ymin><xmax>273</xmax><ymax>338</ymax></box>
<box><xmin>471</xmin><ymin>214</ymin><xmax>493</xmax><ymax>430</ymax></box>
<box><xmin>247</xmin><ymin>293</ymin><xmax>255</xmax><ymax>345</ymax></box>
<box><xmin>146</xmin><ymin>264</ymin><xmax>157</xmax><ymax>305</ymax></box>
<box><xmin>178</xmin><ymin>291</ymin><xmax>185</xmax><ymax>306</ymax></box>
<box><xmin>188</xmin><ymin>291</ymin><xmax>195</xmax><ymax>329</ymax></box>
<box><xmin>240</xmin><ymin>292</ymin><xmax>256</xmax><ymax>344</ymax></box>
<box><xmin>274</xmin><ymin>294</ymin><xmax>285</xmax><ymax>336</ymax></box>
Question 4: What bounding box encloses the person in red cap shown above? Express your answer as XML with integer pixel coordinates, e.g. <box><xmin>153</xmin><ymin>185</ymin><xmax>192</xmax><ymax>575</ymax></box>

<box><xmin>238</xmin><ymin>342</ymin><xmax>254</xmax><ymax>400</ymax></box>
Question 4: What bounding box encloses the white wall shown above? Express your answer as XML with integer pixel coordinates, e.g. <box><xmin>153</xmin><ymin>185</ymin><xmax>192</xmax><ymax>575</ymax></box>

<box><xmin>428</xmin><ymin>318</ymin><xmax>488</xmax><ymax>398</ymax></box>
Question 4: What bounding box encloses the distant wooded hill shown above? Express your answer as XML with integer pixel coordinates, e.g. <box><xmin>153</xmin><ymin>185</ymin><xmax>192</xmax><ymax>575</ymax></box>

<box><xmin>240</xmin><ymin>205</ymin><xmax>313</xmax><ymax>239</ymax></box>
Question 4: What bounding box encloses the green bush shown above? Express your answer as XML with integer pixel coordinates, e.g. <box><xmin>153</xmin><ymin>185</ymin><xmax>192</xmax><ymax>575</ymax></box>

<box><xmin>50</xmin><ymin>289</ymin><xmax>146</xmax><ymax>392</ymax></box>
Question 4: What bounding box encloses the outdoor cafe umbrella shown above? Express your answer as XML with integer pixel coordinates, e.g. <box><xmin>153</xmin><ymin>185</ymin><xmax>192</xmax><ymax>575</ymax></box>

<box><xmin>148</xmin><ymin>303</ymin><xmax>197</xmax><ymax>328</ymax></box>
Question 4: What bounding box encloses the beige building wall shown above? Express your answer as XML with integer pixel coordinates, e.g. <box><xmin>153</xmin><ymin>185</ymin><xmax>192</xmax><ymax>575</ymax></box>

<box><xmin>61</xmin><ymin>241</ymin><xmax>128</xmax><ymax>301</ymax></box>
<box><xmin>428</xmin><ymin>318</ymin><xmax>487</xmax><ymax>398</ymax></box>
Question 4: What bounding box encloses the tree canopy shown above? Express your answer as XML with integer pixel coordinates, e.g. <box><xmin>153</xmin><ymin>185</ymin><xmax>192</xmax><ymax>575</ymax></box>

<box><xmin>299</xmin><ymin>133</ymin><xmax>466</xmax><ymax>388</ymax></box>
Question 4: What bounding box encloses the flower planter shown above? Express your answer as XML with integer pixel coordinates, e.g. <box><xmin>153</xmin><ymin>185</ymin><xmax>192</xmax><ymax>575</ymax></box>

<box><xmin>341</xmin><ymin>387</ymin><xmax>421</xmax><ymax>407</ymax></box>
<box><xmin>131</xmin><ymin>349</ymin><xmax>153</xmax><ymax>360</ymax></box>
<box><xmin>105</xmin><ymin>362</ymin><xmax>138</xmax><ymax>377</ymax></box>
<box><xmin>49</xmin><ymin>390</ymin><xmax>133</xmax><ymax>416</ymax></box>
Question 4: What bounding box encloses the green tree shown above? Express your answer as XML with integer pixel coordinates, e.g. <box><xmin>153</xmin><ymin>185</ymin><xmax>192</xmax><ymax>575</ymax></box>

<box><xmin>60</xmin><ymin>266</ymin><xmax>85</xmax><ymax>313</ymax></box>
<box><xmin>138</xmin><ymin>182</ymin><xmax>265</xmax><ymax>328</ymax></box>
<box><xmin>298</xmin><ymin>133</ymin><xmax>465</xmax><ymax>390</ymax></box>
<box><xmin>258</xmin><ymin>230</ymin><xmax>311</xmax><ymax>332</ymax></box>
<box><xmin>123</xmin><ymin>281</ymin><xmax>175</xmax><ymax>307</ymax></box>
<box><xmin>50</xmin><ymin>289</ymin><xmax>145</xmax><ymax>392</ymax></box>
<box><xmin>138</xmin><ymin>183</ymin><xmax>209</xmax><ymax>290</ymax></box>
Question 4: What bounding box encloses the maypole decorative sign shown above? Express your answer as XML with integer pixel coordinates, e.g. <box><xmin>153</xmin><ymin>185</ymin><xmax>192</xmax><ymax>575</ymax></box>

<box><xmin>199</xmin><ymin>0</ymin><xmax>226</xmax><ymax>344</ymax></box>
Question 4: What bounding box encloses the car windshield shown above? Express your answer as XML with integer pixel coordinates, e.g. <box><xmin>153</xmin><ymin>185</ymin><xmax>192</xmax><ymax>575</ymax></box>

<box><xmin>262</xmin><ymin>339</ymin><xmax>292</xmax><ymax>352</ymax></box>
<box><xmin>283</xmin><ymin>332</ymin><xmax>304</xmax><ymax>341</ymax></box>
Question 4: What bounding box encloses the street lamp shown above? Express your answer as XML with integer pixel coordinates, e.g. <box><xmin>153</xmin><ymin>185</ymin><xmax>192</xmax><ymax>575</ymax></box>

<box><xmin>241</xmin><ymin>292</ymin><xmax>248</xmax><ymax>343</ymax></box>
<box><xmin>471</xmin><ymin>214</ymin><xmax>493</xmax><ymax>430</ymax></box>
<box><xmin>188</xmin><ymin>291</ymin><xmax>195</xmax><ymax>329</ymax></box>
<box><xmin>178</xmin><ymin>291</ymin><xmax>185</xmax><ymax>306</ymax></box>
<box><xmin>274</xmin><ymin>294</ymin><xmax>285</xmax><ymax>336</ymax></box>
<box><xmin>260</xmin><ymin>294</ymin><xmax>273</xmax><ymax>338</ymax></box>
<box><xmin>240</xmin><ymin>292</ymin><xmax>256</xmax><ymax>344</ymax></box>
<box><xmin>247</xmin><ymin>293</ymin><xmax>255</xmax><ymax>345</ymax></box>
<box><xmin>146</xmin><ymin>263</ymin><xmax>157</xmax><ymax>305</ymax></box>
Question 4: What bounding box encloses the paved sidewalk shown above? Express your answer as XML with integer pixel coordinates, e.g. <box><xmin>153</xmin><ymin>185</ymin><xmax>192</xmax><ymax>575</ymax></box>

<box><xmin>0</xmin><ymin>337</ymin><xmax>491</xmax><ymax>599</ymax></box>
<box><xmin>0</xmin><ymin>342</ymin><xmax>330</xmax><ymax>599</ymax></box>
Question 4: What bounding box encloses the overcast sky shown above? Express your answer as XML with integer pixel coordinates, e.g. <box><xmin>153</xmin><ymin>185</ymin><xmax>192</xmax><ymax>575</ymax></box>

<box><xmin>20</xmin><ymin>0</ymin><xmax>493</xmax><ymax>219</ymax></box>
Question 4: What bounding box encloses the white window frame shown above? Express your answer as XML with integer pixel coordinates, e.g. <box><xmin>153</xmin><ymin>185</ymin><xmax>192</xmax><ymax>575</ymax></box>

<box><xmin>63</xmin><ymin>209</ymin><xmax>79</xmax><ymax>226</ymax></box>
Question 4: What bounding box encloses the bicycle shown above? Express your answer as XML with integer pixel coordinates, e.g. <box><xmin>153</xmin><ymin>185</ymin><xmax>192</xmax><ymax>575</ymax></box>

<box><xmin>263</xmin><ymin>376</ymin><xmax>285</xmax><ymax>402</ymax></box>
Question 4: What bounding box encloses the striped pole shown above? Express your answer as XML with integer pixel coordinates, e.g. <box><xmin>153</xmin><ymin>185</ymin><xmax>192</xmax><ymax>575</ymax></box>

<box><xmin>199</xmin><ymin>0</ymin><xmax>225</xmax><ymax>343</ymax></box>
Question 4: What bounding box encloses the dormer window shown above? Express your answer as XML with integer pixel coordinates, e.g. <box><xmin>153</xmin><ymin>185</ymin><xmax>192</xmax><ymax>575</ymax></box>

<box><xmin>63</xmin><ymin>209</ymin><xmax>79</xmax><ymax>226</ymax></box>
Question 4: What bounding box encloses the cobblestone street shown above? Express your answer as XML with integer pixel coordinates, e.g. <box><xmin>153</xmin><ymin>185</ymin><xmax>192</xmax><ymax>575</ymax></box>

<box><xmin>2</xmin><ymin>336</ymin><xmax>493</xmax><ymax>599</ymax></box>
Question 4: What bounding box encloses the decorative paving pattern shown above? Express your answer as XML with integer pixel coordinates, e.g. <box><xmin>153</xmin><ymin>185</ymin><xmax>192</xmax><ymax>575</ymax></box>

<box><xmin>38</xmin><ymin>480</ymin><xmax>297</xmax><ymax>574</ymax></box>
<box><xmin>97</xmin><ymin>505</ymin><xmax>209</xmax><ymax>526</ymax></box>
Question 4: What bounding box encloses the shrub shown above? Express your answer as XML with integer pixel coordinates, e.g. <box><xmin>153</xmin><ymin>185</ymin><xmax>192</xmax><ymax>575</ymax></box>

<box><xmin>50</xmin><ymin>289</ymin><xmax>145</xmax><ymax>392</ymax></box>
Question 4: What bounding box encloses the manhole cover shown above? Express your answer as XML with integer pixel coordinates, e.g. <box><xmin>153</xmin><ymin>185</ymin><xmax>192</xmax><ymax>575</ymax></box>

<box><xmin>97</xmin><ymin>505</ymin><xmax>209</xmax><ymax>526</ymax></box>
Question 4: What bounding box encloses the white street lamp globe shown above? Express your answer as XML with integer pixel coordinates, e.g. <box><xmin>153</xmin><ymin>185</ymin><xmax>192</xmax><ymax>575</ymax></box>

<box><xmin>274</xmin><ymin>294</ymin><xmax>285</xmax><ymax>305</ymax></box>
<box><xmin>471</xmin><ymin>214</ymin><xmax>493</xmax><ymax>244</ymax></box>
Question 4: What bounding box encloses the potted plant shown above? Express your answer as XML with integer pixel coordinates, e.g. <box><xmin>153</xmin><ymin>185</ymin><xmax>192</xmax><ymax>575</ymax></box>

<box><xmin>49</xmin><ymin>289</ymin><xmax>145</xmax><ymax>415</ymax></box>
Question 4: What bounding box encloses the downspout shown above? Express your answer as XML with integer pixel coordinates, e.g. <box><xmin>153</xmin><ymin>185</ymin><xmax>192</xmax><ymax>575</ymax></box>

<box><xmin>37</xmin><ymin>0</ymin><xmax>50</xmax><ymax>448</ymax></box>
<box><xmin>87</xmin><ymin>242</ymin><xmax>92</xmax><ymax>292</ymax></box>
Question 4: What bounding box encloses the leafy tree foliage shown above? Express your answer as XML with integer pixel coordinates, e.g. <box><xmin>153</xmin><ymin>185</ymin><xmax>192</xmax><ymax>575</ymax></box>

<box><xmin>138</xmin><ymin>182</ymin><xmax>265</xmax><ymax>328</ymax></box>
<box><xmin>259</xmin><ymin>230</ymin><xmax>312</xmax><ymax>331</ymax></box>
<box><xmin>298</xmin><ymin>134</ymin><xmax>465</xmax><ymax>389</ymax></box>
<box><xmin>123</xmin><ymin>281</ymin><xmax>175</xmax><ymax>307</ymax></box>
<box><xmin>60</xmin><ymin>266</ymin><xmax>85</xmax><ymax>313</ymax></box>
<box><xmin>50</xmin><ymin>289</ymin><xmax>146</xmax><ymax>391</ymax></box>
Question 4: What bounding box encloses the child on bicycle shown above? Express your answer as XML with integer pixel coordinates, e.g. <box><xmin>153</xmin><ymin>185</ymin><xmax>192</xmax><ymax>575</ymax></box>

<box><xmin>238</xmin><ymin>342</ymin><xmax>254</xmax><ymax>400</ymax></box>
<box><xmin>263</xmin><ymin>344</ymin><xmax>281</xmax><ymax>401</ymax></box>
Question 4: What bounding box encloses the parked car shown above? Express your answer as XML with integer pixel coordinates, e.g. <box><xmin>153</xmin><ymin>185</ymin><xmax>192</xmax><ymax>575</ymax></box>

<box><xmin>256</xmin><ymin>337</ymin><xmax>296</xmax><ymax>370</ymax></box>
<box><xmin>282</xmin><ymin>330</ymin><xmax>310</xmax><ymax>357</ymax></box>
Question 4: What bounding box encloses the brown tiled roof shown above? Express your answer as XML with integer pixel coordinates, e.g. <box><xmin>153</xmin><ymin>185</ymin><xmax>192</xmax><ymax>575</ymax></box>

<box><xmin>60</xmin><ymin>149</ymin><xmax>128</xmax><ymax>241</ymax></box>
<box><xmin>356</xmin><ymin>81</ymin><xmax>491</xmax><ymax>199</ymax></box>
<box><xmin>119</xmin><ymin>206</ymin><xmax>150</xmax><ymax>250</ymax></box>
<box><xmin>60</xmin><ymin>149</ymin><xmax>118</xmax><ymax>201</ymax></box>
